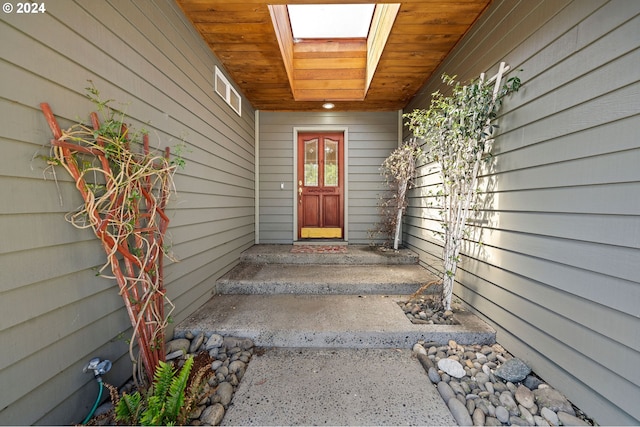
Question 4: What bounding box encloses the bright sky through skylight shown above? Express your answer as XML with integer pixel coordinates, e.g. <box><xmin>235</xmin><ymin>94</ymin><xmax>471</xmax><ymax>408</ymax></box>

<box><xmin>288</xmin><ymin>4</ymin><xmax>375</xmax><ymax>39</ymax></box>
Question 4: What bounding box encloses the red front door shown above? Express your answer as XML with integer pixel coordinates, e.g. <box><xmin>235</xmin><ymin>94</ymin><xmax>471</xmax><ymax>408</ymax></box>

<box><xmin>297</xmin><ymin>132</ymin><xmax>344</xmax><ymax>239</ymax></box>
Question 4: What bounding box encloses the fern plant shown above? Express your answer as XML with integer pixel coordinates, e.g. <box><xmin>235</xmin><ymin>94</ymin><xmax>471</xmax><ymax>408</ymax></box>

<box><xmin>115</xmin><ymin>356</ymin><xmax>194</xmax><ymax>426</ymax></box>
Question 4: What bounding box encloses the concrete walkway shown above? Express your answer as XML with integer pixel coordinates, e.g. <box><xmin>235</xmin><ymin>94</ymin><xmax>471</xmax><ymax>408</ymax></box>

<box><xmin>175</xmin><ymin>245</ymin><xmax>495</xmax><ymax>425</ymax></box>
<box><xmin>221</xmin><ymin>348</ymin><xmax>457</xmax><ymax>426</ymax></box>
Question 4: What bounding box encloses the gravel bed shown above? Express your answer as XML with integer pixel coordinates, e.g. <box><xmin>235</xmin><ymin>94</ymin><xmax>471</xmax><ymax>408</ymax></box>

<box><xmin>87</xmin><ymin>332</ymin><xmax>255</xmax><ymax>426</ymax></box>
<box><xmin>398</xmin><ymin>294</ymin><xmax>461</xmax><ymax>325</ymax></box>
<box><xmin>413</xmin><ymin>340</ymin><xmax>596</xmax><ymax>426</ymax></box>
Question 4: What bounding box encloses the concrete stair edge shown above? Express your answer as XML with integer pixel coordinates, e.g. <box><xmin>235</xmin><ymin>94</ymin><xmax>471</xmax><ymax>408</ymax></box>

<box><xmin>174</xmin><ymin>295</ymin><xmax>496</xmax><ymax>349</ymax></box>
<box><xmin>215</xmin><ymin>262</ymin><xmax>441</xmax><ymax>296</ymax></box>
<box><xmin>240</xmin><ymin>244</ymin><xmax>420</xmax><ymax>265</ymax></box>
<box><xmin>216</xmin><ymin>280</ymin><xmax>439</xmax><ymax>295</ymax></box>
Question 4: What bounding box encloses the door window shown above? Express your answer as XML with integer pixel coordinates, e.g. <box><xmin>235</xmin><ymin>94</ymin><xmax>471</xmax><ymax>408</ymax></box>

<box><xmin>324</xmin><ymin>138</ymin><xmax>338</xmax><ymax>186</ymax></box>
<box><xmin>304</xmin><ymin>138</ymin><xmax>319</xmax><ymax>186</ymax></box>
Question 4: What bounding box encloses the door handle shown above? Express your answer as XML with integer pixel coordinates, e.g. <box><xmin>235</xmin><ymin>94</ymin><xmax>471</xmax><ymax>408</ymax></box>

<box><xmin>298</xmin><ymin>181</ymin><xmax>303</xmax><ymax>203</ymax></box>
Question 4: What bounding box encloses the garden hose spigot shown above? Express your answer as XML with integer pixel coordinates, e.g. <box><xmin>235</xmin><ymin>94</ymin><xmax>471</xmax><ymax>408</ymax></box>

<box><xmin>83</xmin><ymin>357</ymin><xmax>112</xmax><ymax>378</ymax></box>
<box><xmin>81</xmin><ymin>357</ymin><xmax>112</xmax><ymax>424</ymax></box>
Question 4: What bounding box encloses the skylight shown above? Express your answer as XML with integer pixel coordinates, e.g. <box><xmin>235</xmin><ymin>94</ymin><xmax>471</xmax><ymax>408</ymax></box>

<box><xmin>287</xmin><ymin>4</ymin><xmax>375</xmax><ymax>40</ymax></box>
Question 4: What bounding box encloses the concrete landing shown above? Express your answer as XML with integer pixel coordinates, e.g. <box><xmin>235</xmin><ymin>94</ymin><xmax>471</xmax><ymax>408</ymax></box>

<box><xmin>175</xmin><ymin>294</ymin><xmax>496</xmax><ymax>347</ymax></box>
<box><xmin>221</xmin><ymin>347</ymin><xmax>457</xmax><ymax>426</ymax></box>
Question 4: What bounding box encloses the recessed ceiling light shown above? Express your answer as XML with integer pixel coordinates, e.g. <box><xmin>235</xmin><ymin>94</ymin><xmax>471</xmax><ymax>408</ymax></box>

<box><xmin>323</xmin><ymin>102</ymin><xmax>335</xmax><ymax>109</ymax></box>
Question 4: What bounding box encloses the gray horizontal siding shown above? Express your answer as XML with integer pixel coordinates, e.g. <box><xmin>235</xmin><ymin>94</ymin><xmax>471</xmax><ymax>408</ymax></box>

<box><xmin>403</xmin><ymin>0</ymin><xmax>640</xmax><ymax>424</ymax></box>
<box><xmin>259</xmin><ymin>111</ymin><xmax>398</xmax><ymax>244</ymax></box>
<box><xmin>0</xmin><ymin>0</ymin><xmax>254</xmax><ymax>424</ymax></box>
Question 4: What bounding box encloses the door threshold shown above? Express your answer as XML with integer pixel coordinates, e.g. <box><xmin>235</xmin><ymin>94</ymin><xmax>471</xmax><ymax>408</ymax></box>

<box><xmin>293</xmin><ymin>240</ymin><xmax>348</xmax><ymax>246</ymax></box>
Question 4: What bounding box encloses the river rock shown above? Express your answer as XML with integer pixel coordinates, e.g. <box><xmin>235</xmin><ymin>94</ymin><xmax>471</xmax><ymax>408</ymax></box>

<box><xmin>229</xmin><ymin>373</ymin><xmax>239</xmax><ymax>386</ymax></box>
<box><xmin>188</xmin><ymin>332</ymin><xmax>205</xmax><ymax>353</ymax></box>
<box><xmin>499</xmin><ymin>391</ymin><xmax>519</xmax><ymax>416</ymax></box>
<box><xmin>166</xmin><ymin>338</ymin><xmax>190</xmax><ymax>355</ymax></box>
<box><xmin>475</xmin><ymin>398</ymin><xmax>490</xmax><ymax>416</ymax></box>
<box><xmin>166</xmin><ymin>350</ymin><xmax>184</xmax><ymax>361</ymax></box>
<box><xmin>428</xmin><ymin>367</ymin><xmax>441</xmax><ymax>384</ymax></box>
<box><xmin>515</xmin><ymin>384</ymin><xmax>535</xmax><ymax>408</ymax></box>
<box><xmin>534</xmin><ymin>387</ymin><xmax>575</xmax><ymax>415</ymax></box>
<box><xmin>485</xmin><ymin>382</ymin><xmax>495</xmax><ymax>395</ymax></box>
<box><xmin>227</xmin><ymin>346</ymin><xmax>242</xmax><ymax>356</ymax></box>
<box><xmin>534</xmin><ymin>415</ymin><xmax>550</xmax><ymax>426</ymax></box>
<box><xmin>228</xmin><ymin>360</ymin><xmax>246</xmax><ymax>375</ymax></box>
<box><xmin>509</xmin><ymin>415</ymin><xmax>531</xmax><ymax>426</ymax></box>
<box><xmin>557</xmin><ymin>411</ymin><xmax>589</xmax><ymax>426</ymax></box>
<box><xmin>216</xmin><ymin>381</ymin><xmax>234</xmax><ymax>407</ymax></box>
<box><xmin>472</xmin><ymin>408</ymin><xmax>486</xmax><ymax>426</ymax></box>
<box><xmin>489</xmin><ymin>393</ymin><xmax>501</xmax><ymax>409</ymax></box>
<box><xmin>482</xmin><ymin>364</ymin><xmax>492</xmax><ymax>376</ymax></box>
<box><xmin>189</xmin><ymin>404</ymin><xmax>205</xmax><ymax>420</ymax></box>
<box><xmin>495</xmin><ymin>405</ymin><xmax>510</xmax><ymax>423</ymax></box>
<box><xmin>493</xmin><ymin>382</ymin><xmax>508</xmax><ymax>393</ymax></box>
<box><xmin>205</xmin><ymin>334</ymin><xmax>224</xmax><ymax>350</ymax></box>
<box><xmin>474</xmin><ymin>372</ymin><xmax>490</xmax><ymax>385</ymax></box>
<box><xmin>437</xmin><ymin>381</ymin><xmax>456</xmax><ymax>403</ymax></box>
<box><xmin>416</xmin><ymin>353</ymin><xmax>435</xmax><ymax>371</ymax></box>
<box><xmin>495</xmin><ymin>358</ymin><xmax>531</xmax><ymax>382</ymax></box>
<box><xmin>217</xmin><ymin>366</ymin><xmax>229</xmax><ymax>377</ymax></box>
<box><xmin>223</xmin><ymin>336</ymin><xmax>253</xmax><ymax>350</ymax></box>
<box><xmin>485</xmin><ymin>416</ymin><xmax>502</xmax><ymax>426</ymax></box>
<box><xmin>449</xmin><ymin>381</ymin><xmax>465</xmax><ymax>395</ymax></box>
<box><xmin>466</xmin><ymin>399</ymin><xmax>475</xmax><ymax>416</ymax></box>
<box><xmin>540</xmin><ymin>407</ymin><xmax>559</xmax><ymax>425</ymax></box>
<box><xmin>448</xmin><ymin>397</ymin><xmax>473</xmax><ymax>426</ymax></box>
<box><xmin>438</xmin><ymin>358</ymin><xmax>466</xmax><ymax>378</ymax></box>
<box><xmin>413</xmin><ymin>343</ymin><xmax>427</xmax><ymax>355</ymax></box>
<box><xmin>200</xmin><ymin>403</ymin><xmax>225</xmax><ymax>426</ymax></box>
<box><xmin>519</xmin><ymin>405</ymin><xmax>535</xmax><ymax>425</ymax></box>
<box><xmin>524</xmin><ymin>375</ymin><xmax>544</xmax><ymax>390</ymax></box>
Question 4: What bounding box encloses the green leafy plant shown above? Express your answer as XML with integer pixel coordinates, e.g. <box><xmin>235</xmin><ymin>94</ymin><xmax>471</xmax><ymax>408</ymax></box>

<box><xmin>115</xmin><ymin>357</ymin><xmax>198</xmax><ymax>426</ymax></box>
<box><xmin>404</xmin><ymin>70</ymin><xmax>522</xmax><ymax>310</ymax></box>
<box><xmin>375</xmin><ymin>139</ymin><xmax>422</xmax><ymax>249</ymax></box>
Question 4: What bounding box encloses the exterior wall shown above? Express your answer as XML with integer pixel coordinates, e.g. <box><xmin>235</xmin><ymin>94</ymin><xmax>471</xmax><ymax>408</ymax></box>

<box><xmin>258</xmin><ymin>111</ymin><xmax>399</xmax><ymax>244</ymax></box>
<box><xmin>403</xmin><ymin>0</ymin><xmax>640</xmax><ymax>424</ymax></box>
<box><xmin>0</xmin><ymin>1</ymin><xmax>254</xmax><ymax>424</ymax></box>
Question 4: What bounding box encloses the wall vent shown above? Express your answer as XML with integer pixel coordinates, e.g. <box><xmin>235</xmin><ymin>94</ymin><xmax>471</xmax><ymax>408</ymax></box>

<box><xmin>214</xmin><ymin>66</ymin><xmax>241</xmax><ymax>116</ymax></box>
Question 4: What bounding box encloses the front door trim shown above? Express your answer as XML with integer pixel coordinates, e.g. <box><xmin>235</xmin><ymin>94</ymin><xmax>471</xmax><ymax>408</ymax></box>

<box><xmin>293</xmin><ymin>126</ymin><xmax>349</xmax><ymax>242</ymax></box>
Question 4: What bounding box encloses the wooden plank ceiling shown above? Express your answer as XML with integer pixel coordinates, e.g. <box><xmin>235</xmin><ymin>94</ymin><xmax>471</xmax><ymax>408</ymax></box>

<box><xmin>176</xmin><ymin>0</ymin><xmax>492</xmax><ymax>112</ymax></box>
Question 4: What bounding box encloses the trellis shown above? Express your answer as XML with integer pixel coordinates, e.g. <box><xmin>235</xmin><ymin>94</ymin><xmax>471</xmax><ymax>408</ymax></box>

<box><xmin>40</xmin><ymin>102</ymin><xmax>175</xmax><ymax>383</ymax></box>
<box><xmin>404</xmin><ymin>61</ymin><xmax>521</xmax><ymax>310</ymax></box>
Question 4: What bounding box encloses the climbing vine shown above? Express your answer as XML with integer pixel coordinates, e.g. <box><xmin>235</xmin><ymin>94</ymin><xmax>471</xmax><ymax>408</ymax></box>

<box><xmin>404</xmin><ymin>71</ymin><xmax>521</xmax><ymax>310</ymax></box>
<box><xmin>40</xmin><ymin>83</ymin><xmax>185</xmax><ymax>385</ymax></box>
<box><xmin>375</xmin><ymin>139</ymin><xmax>422</xmax><ymax>250</ymax></box>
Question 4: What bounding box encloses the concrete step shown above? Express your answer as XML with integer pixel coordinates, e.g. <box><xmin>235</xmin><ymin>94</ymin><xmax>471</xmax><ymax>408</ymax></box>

<box><xmin>179</xmin><ymin>244</ymin><xmax>496</xmax><ymax>350</ymax></box>
<box><xmin>216</xmin><ymin>263</ymin><xmax>439</xmax><ymax>295</ymax></box>
<box><xmin>175</xmin><ymin>294</ymin><xmax>496</xmax><ymax>348</ymax></box>
<box><xmin>240</xmin><ymin>244</ymin><xmax>419</xmax><ymax>265</ymax></box>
